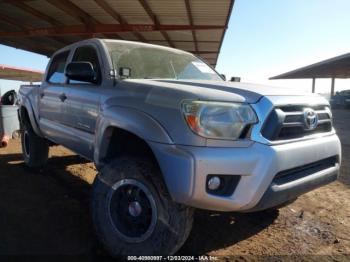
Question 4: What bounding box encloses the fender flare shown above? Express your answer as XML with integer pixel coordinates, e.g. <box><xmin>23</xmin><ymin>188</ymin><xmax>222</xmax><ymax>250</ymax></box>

<box><xmin>94</xmin><ymin>106</ymin><xmax>173</xmax><ymax>167</ymax></box>
<box><xmin>19</xmin><ymin>99</ymin><xmax>43</xmax><ymax>137</ymax></box>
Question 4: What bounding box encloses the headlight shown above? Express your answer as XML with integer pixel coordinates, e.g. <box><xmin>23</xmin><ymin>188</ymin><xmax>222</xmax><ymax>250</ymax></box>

<box><xmin>182</xmin><ymin>101</ymin><xmax>258</xmax><ymax>140</ymax></box>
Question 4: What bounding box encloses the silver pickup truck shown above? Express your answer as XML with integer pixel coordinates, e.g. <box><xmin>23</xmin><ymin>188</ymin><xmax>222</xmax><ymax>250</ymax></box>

<box><xmin>18</xmin><ymin>39</ymin><xmax>341</xmax><ymax>256</ymax></box>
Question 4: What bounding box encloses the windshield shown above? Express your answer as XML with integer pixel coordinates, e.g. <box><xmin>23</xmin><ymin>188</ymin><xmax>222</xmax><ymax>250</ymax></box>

<box><xmin>106</xmin><ymin>41</ymin><xmax>222</xmax><ymax>81</ymax></box>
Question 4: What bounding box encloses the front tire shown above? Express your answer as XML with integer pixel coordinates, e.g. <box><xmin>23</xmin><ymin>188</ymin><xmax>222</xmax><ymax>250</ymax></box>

<box><xmin>21</xmin><ymin>121</ymin><xmax>49</xmax><ymax>168</ymax></box>
<box><xmin>92</xmin><ymin>157</ymin><xmax>193</xmax><ymax>256</ymax></box>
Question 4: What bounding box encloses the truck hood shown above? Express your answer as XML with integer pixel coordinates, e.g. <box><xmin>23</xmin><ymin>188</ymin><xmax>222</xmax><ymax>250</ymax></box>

<box><xmin>127</xmin><ymin>79</ymin><xmax>313</xmax><ymax>104</ymax></box>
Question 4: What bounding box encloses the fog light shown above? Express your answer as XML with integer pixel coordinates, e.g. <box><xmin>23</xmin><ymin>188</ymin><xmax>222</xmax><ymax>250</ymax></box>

<box><xmin>208</xmin><ymin>176</ymin><xmax>221</xmax><ymax>190</ymax></box>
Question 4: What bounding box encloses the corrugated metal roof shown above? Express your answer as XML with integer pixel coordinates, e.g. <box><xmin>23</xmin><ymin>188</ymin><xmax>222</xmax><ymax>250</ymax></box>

<box><xmin>71</xmin><ymin>0</ymin><xmax>118</xmax><ymax>24</ymax></box>
<box><xmin>104</xmin><ymin>0</ymin><xmax>154</xmax><ymax>24</ymax></box>
<box><xmin>0</xmin><ymin>0</ymin><xmax>234</xmax><ymax>67</ymax></box>
<box><xmin>28</xmin><ymin>0</ymin><xmax>84</xmax><ymax>25</ymax></box>
<box><xmin>148</xmin><ymin>0</ymin><xmax>188</xmax><ymax>25</ymax></box>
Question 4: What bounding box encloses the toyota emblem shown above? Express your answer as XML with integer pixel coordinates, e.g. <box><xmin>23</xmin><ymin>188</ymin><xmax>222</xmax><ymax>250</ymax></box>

<box><xmin>303</xmin><ymin>108</ymin><xmax>318</xmax><ymax>130</ymax></box>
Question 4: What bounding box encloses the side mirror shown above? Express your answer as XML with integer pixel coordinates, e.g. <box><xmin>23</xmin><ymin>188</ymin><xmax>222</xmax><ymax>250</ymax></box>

<box><xmin>65</xmin><ymin>62</ymin><xmax>96</xmax><ymax>83</ymax></box>
<box><xmin>230</xmin><ymin>77</ymin><xmax>241</xmax><ymax>82</ymax></box>
<box><xmin>220</xmin><ymin>74</ymin><xmax>226</xmax><ymax>81</ymax></box>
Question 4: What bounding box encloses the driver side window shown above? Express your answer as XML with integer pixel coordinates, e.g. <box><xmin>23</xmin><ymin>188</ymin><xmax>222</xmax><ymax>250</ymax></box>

<box><xmin>69</xmin><ymin>46</ymin><xmax>101</xmax><ymax>85</ymax></box>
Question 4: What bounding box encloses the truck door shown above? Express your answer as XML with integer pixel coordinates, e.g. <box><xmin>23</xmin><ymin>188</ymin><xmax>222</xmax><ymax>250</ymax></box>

<box><xmin>38</xmin><ymin>50</ymin><xmax>70</xmax><ymax>141</ymax></box>
<box><xmin>62</xmin><ymin>45</ymin><xmax>102</xmax><ymax>159</ymax></box>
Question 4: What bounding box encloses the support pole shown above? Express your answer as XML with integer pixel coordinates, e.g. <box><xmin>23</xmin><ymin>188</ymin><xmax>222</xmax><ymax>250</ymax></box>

<box><xmin>312</xmin><ymin>78</ymin><xmax>316</xmax><ymax>93</ymax></box>
<box><xmin>331</xmin><ymin>78</ymin><xmax>335</xmax><ymax>96</ymax></box>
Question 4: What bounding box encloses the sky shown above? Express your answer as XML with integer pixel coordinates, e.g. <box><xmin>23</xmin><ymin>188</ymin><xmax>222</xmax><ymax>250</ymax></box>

<box><xmin>1</xmin><ymin>0</ymin><xmax>350</xmax><ymax>96</ymax></box>
<box><xmin>216</xmin><ymin>0</ymin><xmax>350</xmax><ymax>95</ymax></box>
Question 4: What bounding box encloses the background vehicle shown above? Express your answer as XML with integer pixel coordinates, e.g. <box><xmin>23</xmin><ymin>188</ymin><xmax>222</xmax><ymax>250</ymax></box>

<box><xmin>0</xmin><ymin>64</ymin><xmax>43</xmax><ymax>148</ymax></box>
<box><xmin>0</xmin><ymin>89</ymin><xmax>19</xmax><ymax>147</ymax></box>
<box><xmin>330</xmin><ymin>90</ymin><xmax>350</xmax><ymax>109</ymax></box>
<box><xmin>18</xmin><ymin>39</ymin><xmax>341</xmax><ymax>256</ymax></box>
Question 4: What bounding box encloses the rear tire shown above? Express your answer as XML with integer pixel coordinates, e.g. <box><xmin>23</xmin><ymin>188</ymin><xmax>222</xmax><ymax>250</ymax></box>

<box><xmin>92</xmin><ymin>157</ymin><xmax>193</xmax><ymax>256</ymax></box>
<box><xmin>21</xmin><ymin>121</ymin><xmax>49</xmax><ymax>168</ymax></box>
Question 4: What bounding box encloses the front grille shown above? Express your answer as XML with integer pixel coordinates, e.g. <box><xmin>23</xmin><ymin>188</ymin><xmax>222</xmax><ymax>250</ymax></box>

<box><xmin>261</xmin><ymin>105</ymin><xmax>333</xmax><ymax>141</ymax></box>
<box><xmin>274</xmin><ymin>156</ymin><xmax>338</xmax><ymax>184</ymax></box>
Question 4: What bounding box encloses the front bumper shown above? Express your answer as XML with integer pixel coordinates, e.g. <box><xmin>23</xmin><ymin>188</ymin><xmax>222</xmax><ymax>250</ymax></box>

<box><xmin>247</xmin><ymin>156</ymin><xmax>339</xmax><ymax>212</ymax></box>
<box><xmin>149</xmin><ymin>134</ymin><xmax>341</xmax><ymax>212</ymax></box>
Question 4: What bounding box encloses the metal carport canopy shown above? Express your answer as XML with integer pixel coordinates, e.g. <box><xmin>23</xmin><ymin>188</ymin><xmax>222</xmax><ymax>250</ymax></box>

<box><xmin>270</xmin><ymin>52</ymin><xmax>350</xmax><ymax>95</ymax></box>
<box><xmin>0</xmin><ymin>0</ymin><xmax>234</xmax><ymax>67</ymax></box>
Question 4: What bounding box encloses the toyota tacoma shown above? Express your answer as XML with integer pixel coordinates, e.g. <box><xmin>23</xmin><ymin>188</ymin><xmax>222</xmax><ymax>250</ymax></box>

<box><xmin>18</xmin><ymin>39</ymin><xmax>341</xmax><ymax>256</ymax></box>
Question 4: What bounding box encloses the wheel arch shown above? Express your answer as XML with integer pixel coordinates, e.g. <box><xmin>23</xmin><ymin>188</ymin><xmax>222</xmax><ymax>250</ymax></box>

<box><xmin>94</xmin><ymin>106</ymin><xmax>173</xmax><ymax>166</ymax></box>
<box><xmin>95</xmin><ymin>125</ymin><xmax>173</xmax><ymax>196</ymax></box>
<box><xmin>19</xmin><ymin>103</ymin><xmax>42</xmax><ymax>137</ymax></box>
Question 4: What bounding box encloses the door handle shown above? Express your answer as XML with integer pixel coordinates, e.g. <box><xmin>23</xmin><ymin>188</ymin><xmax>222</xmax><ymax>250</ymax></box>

<box><xmin>40</xmin><ymin>92</ymin><xmax>45</xmax><ymax>98</ymax></box>
<box><xmin>59</xmin><ymin>93</ymin><xmax>67</xmax><ymax>102</ymax></box>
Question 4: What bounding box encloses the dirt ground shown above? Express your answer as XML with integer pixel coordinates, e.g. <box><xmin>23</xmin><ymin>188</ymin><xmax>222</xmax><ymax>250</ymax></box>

<box><xmin>0</xmin><ymin>110</ymin><xmax>349</xmax><ymax>260</ymax></box>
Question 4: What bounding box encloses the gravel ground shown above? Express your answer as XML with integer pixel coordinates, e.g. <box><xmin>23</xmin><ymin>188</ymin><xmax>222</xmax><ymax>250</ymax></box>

<box><xmin>0</xmin><ymin>109</ymin><xmax>349</xmax><ymax>260</ymax></box>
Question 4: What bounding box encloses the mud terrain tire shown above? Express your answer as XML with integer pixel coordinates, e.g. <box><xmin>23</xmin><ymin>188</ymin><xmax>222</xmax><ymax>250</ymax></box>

<box><xmin>21</xmin><ymin>120</ymin><xmax>49</xmax><ymax>168</ymax></box>
<box><xmin>92</xmin><ymin>157</ymin><xmax>193</xmax><ymax>256</ymax></box>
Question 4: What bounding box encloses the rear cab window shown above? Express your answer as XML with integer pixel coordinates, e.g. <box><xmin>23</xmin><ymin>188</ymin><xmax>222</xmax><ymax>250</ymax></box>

<box><xmin>46</xmin><ymin>51</ymin><xmax>70</xmax><ymax>84</ymax></box>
